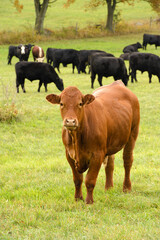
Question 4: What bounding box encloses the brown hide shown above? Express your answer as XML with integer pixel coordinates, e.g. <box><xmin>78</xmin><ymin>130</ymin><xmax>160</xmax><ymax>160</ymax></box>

<box><xmin>32</xmin><ymin>45</ymin><xmax>44</xmax><ymax>62</ymax></box>
<box><xmin>46</xmin><ymin>80</ymin><xmax>140</xmax><ymax>204</ymax></box>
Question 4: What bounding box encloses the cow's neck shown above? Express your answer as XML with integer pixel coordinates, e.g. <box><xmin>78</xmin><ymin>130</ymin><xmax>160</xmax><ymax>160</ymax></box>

<box><xmin>67</xmin><ymin>121</ymin><xmax>87</xmax><ymax>171</ymax></box>
<box><xmin>68</xmin><ymin>129</ymin><xmax>80</xmax><ymax>160</ymax></box>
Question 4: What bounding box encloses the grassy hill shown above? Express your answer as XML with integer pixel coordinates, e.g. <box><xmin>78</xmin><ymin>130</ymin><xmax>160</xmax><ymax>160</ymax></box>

<box><xmin>0</xmin><ymin>0</ymin><xmax>157</xmax><ymax>33</ymax></box>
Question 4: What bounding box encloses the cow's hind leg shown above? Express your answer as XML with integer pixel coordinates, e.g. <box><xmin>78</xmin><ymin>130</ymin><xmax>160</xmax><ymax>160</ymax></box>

<box><xmin>18</xmin><ymin>77</ymin><xmax>26</xmax><ymax>93</ymax></box>
<box><xmin>123</xmin><ymin>133</ymin><xmax>137</xmax><ymax>192</ymax></box>
<box><xmin>97</xmin><ymin>75</ymin><xmax>103</xmax><ymax>86</ymax></box>
<box><xmin>38</xmin><ymin>80</ymin><xmax>43</xmax><ymax>92</ymax></box>
<box><xmin>21</xmin><ymin>81</ymin><xmax>26</xmax><ymax>93</ymax></box>
<box><xmin>104</xmin><ymin>155</ymin><xmax>115</xmax><ymax>190</ymax></box>
<box><xmin>91</xmin><ymin>73</ymin><xmax>96</xmax><ymax>88</ymax></box>
<box><xmin>148</xmin><ymin>72</ymin><xmax>152</xmax><ymax>83</ymax></box>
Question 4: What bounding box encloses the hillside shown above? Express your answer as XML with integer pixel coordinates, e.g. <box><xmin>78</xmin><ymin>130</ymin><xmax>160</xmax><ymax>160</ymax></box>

<box><xmin>0</xmin><ymin>0</ymin><xmax>157</xmax><ymax>33</ymax></box>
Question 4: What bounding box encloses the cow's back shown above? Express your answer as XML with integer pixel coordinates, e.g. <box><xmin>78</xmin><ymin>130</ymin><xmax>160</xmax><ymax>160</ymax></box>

<box><xmin>85</xmin><ymin>81</ymin><xmax>140</xmax><ymax>154</ymax></box>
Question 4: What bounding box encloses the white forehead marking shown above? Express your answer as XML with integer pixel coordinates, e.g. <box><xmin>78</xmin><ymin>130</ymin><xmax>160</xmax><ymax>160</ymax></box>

<box><xmin>21</xmin><ymin>45</ymin><xmax>25</xmax><ymax>54</ymax></box>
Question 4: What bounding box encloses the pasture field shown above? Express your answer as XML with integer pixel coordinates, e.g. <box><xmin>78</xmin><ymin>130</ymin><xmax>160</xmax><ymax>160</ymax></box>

<box><xmin>0</xmin><ymin>34</ymin><xmax>160</xmax><ymax>239</ymax></box>
<box><xmin>0</xmin><ymin>0</ymin><xmax>157</xmax><ymax>32</ymax></box>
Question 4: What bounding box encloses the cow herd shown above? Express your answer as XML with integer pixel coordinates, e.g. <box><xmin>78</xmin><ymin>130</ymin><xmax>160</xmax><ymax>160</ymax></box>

<box><xmin>6</xmin><ymin>33</ymin><xmax>159</xmax><ymax>204</ymax></box>
<box><xmin>7</xmin><ymin>33</ymin><xmax>160</xmax><ymax>93</ymax></box>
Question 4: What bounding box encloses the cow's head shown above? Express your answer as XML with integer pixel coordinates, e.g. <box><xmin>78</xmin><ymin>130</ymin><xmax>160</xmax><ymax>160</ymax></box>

<box><xmin>17</xmin><ymin>44</ymin><xmax>26</xmax><ymax>54</ymax></box>
<box><xmin>46</xmin><ymin>87</ymin><xmax>95</xmax><ymax>131</ymax></box>
<box><xmin>137</xmin><ymin>42</ymin><xmax>142</xmax><ymax>49</ymax></box>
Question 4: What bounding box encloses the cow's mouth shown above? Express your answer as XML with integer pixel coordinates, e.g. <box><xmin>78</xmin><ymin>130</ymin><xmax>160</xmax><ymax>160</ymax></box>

<box><xmin>63</xmin><ymin>118</ymin><xmax>78</xmax><ymax>131</ymax></box>
<box><xmin>64</xmin><ymin>125</ymin><xmax>78</xmax><ymax>131</ymax></box>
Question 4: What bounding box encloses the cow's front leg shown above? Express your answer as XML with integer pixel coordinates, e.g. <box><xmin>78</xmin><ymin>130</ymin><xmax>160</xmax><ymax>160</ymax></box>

<box><xmin>85</xmin><ymin>157</ymin><xmax>102</xmax><ymax>204</ymax></box>
<box><xmin>66</xmin><ymin>151</ymin><xmax>83</xmax><ymax>201</ymax></box>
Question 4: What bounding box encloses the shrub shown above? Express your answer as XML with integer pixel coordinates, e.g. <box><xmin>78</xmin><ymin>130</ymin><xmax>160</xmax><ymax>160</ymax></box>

<box><xmin>0</xmin><ymin>82</ymin><xmax>19</xmax><ymax>122</ymax></box>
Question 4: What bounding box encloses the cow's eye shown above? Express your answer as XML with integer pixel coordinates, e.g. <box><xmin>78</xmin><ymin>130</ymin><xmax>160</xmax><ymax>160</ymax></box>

<box><xmin>60</xmin><ymin>102</ymin><xmax>64</xmax><ymax>108</ymax></box>
<box><xmin>78</xmin><ymin>102</ymin><xmax>83</xmax><ymax>108</ymax></box>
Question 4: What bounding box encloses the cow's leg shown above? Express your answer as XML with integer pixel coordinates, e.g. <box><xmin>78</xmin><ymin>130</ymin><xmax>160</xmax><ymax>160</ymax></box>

<box><xmin>133</xmin><ymin>70</ymin><xmax>137</xmax><ymax>82</ymax></box>
<box><xmin>21</xmin><ymin>80</ymin><xmax>26</xmax><ymax>93</ymax></box>
<box><xmin>123</xmin><ymin>132</ymin><xmax>137</xmax><ymax>192</ymax></box>
<box><xmin>44</xmin><ymin>82</ymin><xmax>48</xmax><ymax>92</ymax></box>
<box><xmin>130</xmin><ymin>71</ymin><xmax>134</xmax><ymax>83</ymax></box>
<box><xmin>38</xmin><ymin>80</ymin><xmax>42</xmax><ymax>92</ymax></box>
<box><xmin>72</xmin><ymin>64</ymin><xmax>75</xmax><ymax>74</ymax></box>
<box><xmin>8</xmin><ymin>56</ymin><xmax>12</xmax><ymax>65</ymax></box>
<box><xmin>85</xmin><ymin>157</ymin><xmax>102</xmax><ymax>203</ymax></box>
<box><xmin>104</xmin><ymin>155</ymin><xmax>115</xmax><ymax>190</ymax></box>
<box><xmin>16</xmin><ymin>79</ymin><xmax>20</xmax><ymax>93</ymax></box>
<box><xmin>66</xmin><ymin>151</ymin><xmax>83</xmax><ymax>201</ymax></box>
<box><xmin>148</xmin><ymin>72</ymin><xmax>152</xmax><ymax>83</ymax></box>
<box><xmin>91</xmin><ymin>73</ymin><xmax>96</xmax><ymax>88</ymax></box>
<box><xmin>57</xmin><ymin>63</ymin><xmax>60</xmax><ymax>73</ymax></box>
<box><xmin>97</xmin><ymin>75</ymin><xmax>103</xmax><ymax>86</ymax></box>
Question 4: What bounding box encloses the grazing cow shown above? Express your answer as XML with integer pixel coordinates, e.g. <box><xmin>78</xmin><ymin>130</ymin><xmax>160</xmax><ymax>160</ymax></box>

<box><xmin>123</xmin><ymin>42</ymin><xmax>142</xmax><ymax>53</ymax></box>
<box><xmin>46</xmin><ymin>81</ymin><xmax>140</xmax><ymax>204</ymax></box>
<box><xmin>47</xmin><ymin>48</ymin><xmax>79</xmax><ymax>73</ymax></box>
<box><xmin>15</xmin><ymin>61</ymin><xmax>64</xmax><ymax>93</ymax></box>
<box><xmin>88</xmin><ymin>51</ymin><xmax>114</xmax><ymax>66</ymax></box>
<box><xmin>143</xmin><ymin>33</ymin><xmax>160</xmax><ymax>50</ymax></box>
<box><xmin>32</xmin><ymin>45</ymin><xmax>45</xmax><ymax>62</ymax></box>
<box><xmin>129</xmin><ymin>52</ymin><xmax>160</xmax><ymax>83</ymax></box>
<box><xmin>90</xmin><ymin>56</ymin><xmax>128</xmax><ymax>88</ymax></box>
<box><xmin>77</xmin><ymin>50</ymin><xmax>109</xmax><ymax>74</ymax></box>
<box><xmin>8</xmin><ymin>44</ymin><xmax>33</xmax><ymax>65</ymax></box>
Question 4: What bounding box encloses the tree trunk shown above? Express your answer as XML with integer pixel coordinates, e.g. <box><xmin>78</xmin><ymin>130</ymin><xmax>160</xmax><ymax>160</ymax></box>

<box><xmin>34</xmin><ymin>0</ymin><xmax>49</xmax><ymax>34</ymax></box>
<box><xmin>105</xmin><ymin>0</ymin><xmax>116</xmax><ymax>31</ymax></box>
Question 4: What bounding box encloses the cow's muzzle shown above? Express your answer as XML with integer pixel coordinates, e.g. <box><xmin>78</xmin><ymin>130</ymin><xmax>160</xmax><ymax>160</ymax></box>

<box><xmin>64</xmin><ymin>118</ymin><xmax>78</xmax><ymax>130</ymax></box>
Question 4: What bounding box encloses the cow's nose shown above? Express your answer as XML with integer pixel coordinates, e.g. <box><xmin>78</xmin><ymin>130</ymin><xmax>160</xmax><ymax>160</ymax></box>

<box><xmin>64</xmin><ymin>118</ymin><xmax>78</xmax><ymax>130</ymax></box>
<box><xmin>65</xmin><ymin>119</ymin><xmax>76</xmax><ymax>126</ymax></box>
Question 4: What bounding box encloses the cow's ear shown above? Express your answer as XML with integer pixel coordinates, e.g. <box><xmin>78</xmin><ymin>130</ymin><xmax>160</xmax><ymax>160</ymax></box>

<box><xmin>46</xmin><ymin>94</ymin><xmax>60</xmax><ymax>104</ymax></box>
<box><xmin>83</xmin><ymin>94</ymin><xmax>95</xmax><ymax>105</ymax></box>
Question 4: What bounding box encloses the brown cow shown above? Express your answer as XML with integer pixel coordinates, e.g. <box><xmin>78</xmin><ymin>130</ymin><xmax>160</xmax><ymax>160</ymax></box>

<box><xmin>46</xmin><ymin>80</ymin><xmax>140</xmax><ymax>204</ymax></box>
<box><xmin>32</xmin><ymin>45</ymin><xmax>45</xmax><ymax>62</ymax></box>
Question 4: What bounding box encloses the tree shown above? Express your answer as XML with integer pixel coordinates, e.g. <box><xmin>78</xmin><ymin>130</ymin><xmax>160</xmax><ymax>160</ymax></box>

<box><xmin>143</xmin><ymin>0</ymin><xmax>160</xmax><ymax>15</ymax></box>
<box><xmin>64</xmin><ymin>0</ymin><xmax>135</xmax><ymax>32</ymax></box>
<box><xmin>12</xmin><ymin>0</ymin><xmax>57</xmax><ymax>34</ymax></box>
<box><xmin>34</xmin><ymin>0</ymin><xmax>57</xmax><ymax>34</ymax></box>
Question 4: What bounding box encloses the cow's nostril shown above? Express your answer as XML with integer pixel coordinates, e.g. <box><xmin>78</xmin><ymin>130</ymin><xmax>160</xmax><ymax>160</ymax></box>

<box><xmin>64</xmin><ymin>119</ymin><xmax>77</xmax><ymax>128</ymax></box>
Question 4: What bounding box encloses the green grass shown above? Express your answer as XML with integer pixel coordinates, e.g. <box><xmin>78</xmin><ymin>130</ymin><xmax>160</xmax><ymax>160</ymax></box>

<box><xmin>0</xmin><ymin>0</ymin><xmax>157</xmax><ymax>32</ymax></box>
<box><xmin>0</xmin><ymin>34</ymin><xmax>160</xmax><ymax>239</ymax></box>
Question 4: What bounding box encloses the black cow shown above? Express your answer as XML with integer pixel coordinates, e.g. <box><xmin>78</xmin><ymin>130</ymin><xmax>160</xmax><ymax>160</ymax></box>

<box><xmin>129</xmin><ymin>52</ymin><xmax>160</xmax><ymax>83</ymax></box>
<box><xmin>15</xmin><ymin>61</ymin><xmax>64</xmax><ymax>93</ymax></box>
<box><xmin>46</xmin><ymin>48</ymin><xmax>59</xmax><ymax>65</ymax></box>
<box><xmin>88</xmin><ymin>51</ymin><xmax>115</xmax><ymax>74</ymax></box>
<box><xmin>77</xmin><ymin>50</ymin><xmax>107</xmax><ymax>74</ymax></box>
<box><xmin>8</xmin><ymin>44</ymin><xmax>33</xmax><ymax>65</ymax></box>
<box><xmin>90</xmin><ymin>56</ymin><xmax>129</xmax><ymax>88</ymax></box>
<box><xmin>143</xmin><ymin>34</ymin><xmax>160</xmax><ymax>50</ymax></box>
<box><xmin>47</xmin><ymin>48</ymin><xmax>79</xmax><ymax>73</ymax></box>
<box><xmin>123</xmin><ymin>42</ymin><xmax>142</xmax><ymax>53</ymax></box>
